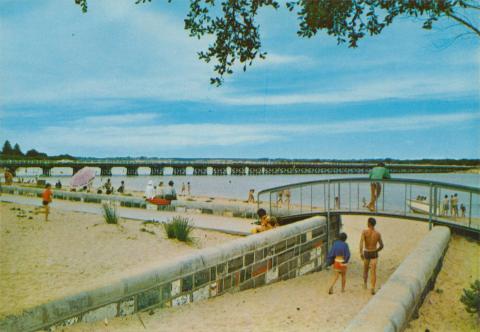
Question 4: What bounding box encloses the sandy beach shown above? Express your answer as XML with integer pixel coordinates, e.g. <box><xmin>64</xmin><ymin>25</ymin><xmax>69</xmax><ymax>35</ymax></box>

<box><xmin>405</xmin><ymin>234</ymin><xmax>479</xmax><ymax>332</ymax></box>
<box><xmin>65</xmin><ymin>215</ymin><xmax>431</xmax><ymax>332</ymax></box>
<box><xmin>0</xmin><ymin>202</ymin><xmax>239</xmax><ymax>319</ymax></box>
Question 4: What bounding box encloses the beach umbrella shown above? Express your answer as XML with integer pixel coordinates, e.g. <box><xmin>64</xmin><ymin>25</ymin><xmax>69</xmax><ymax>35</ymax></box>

<box><xmin>70</xmin><ymin>167</ymin><xmax>96</xmax><ymax>187</ymax></box>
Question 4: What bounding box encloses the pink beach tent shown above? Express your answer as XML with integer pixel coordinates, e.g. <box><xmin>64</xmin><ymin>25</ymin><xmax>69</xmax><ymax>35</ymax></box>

<box><xmin>70</xmin><ymin>167</ymin><xmax>96</xmax><ymax>187</ymax></box>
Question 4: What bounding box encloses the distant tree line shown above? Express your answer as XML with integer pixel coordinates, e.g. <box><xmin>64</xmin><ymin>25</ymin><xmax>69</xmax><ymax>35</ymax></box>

<box><xmin>0</xmin><ymin>140</ymin><xmax>76</xmax><ymax>160</ymax></box>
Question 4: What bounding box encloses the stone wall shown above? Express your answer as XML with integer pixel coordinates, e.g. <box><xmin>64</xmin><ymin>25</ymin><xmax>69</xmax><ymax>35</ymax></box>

<box><xmin>344</xmin><ymin>226</ymin><xmax>451</xmax><ymax>332</ymax></box>
<box><xmin>0</xmin><ymin>215</ymin><xmax>340</xmax><ymax>332</ymax></box>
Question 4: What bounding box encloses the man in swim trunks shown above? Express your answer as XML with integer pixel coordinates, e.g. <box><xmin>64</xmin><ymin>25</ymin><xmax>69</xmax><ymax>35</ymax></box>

<box><xmin>327</xmin><ymin>232</ymin><xmax>350</xmax><ymax>294</ymax></box>
<box><xmin>367</xmin><ymin>162</ymin><xmax>391</xmax><ymax>211</ymax></box>
<box><xmin>359</xmin><ymin>217</ymin><xmax>384</xmax><ymax>294</ymax></box>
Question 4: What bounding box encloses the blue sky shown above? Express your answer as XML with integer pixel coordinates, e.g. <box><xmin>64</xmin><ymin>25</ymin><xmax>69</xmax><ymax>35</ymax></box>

<box><xmin>1</xmin><ymin>0</ymin><xmax>479</xmax><ymax>159</ymax></box>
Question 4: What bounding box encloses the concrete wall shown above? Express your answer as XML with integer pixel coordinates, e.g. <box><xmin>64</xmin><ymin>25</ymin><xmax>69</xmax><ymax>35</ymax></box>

<box><xmin>344</xmin><ymin>226</ymin><xmax>451</xmax><ymax>332</ymax></box>
<box><xmin>0</xmin><ymin>185</ymin><xmax>258</xmax><ymax>219</ymax></box>
<box><xmin>0</xmin><ymin>215</ymin><xmax>340</xmax><ymax>332</ymax></box>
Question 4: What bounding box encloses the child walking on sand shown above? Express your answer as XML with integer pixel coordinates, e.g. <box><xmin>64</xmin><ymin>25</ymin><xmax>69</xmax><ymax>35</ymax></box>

<box><xmin>327</xmin><ymin>232</ymin><xmax>350</xmax><ymax>294</ymax></box>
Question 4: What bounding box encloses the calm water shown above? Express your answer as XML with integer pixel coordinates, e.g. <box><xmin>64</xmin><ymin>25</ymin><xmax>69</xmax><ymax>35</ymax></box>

<box><xmin>14</xmin><ymin>171</ymin><xmax>480</xmax><ymax>200</ymax></box>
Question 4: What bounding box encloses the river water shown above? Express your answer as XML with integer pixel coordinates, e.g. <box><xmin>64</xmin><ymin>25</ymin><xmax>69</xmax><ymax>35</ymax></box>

<box><xmin>14</xmin><ymin>171</ymin><xmax>480</xmax><ymax>200</ymax></box>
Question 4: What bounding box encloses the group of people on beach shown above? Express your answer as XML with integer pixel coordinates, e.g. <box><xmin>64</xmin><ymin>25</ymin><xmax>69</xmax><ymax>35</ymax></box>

<box><xmin>144</xmin><ymin>180</ymin><xmax>177</xmax><ymax>200</ymax></box>
<box><xmin>327</xmin><ymin>217</ymin><xmax>384</xmax><ymax>296</ymax></box>
<box><xmin>441</xmin><ymin>193</ymin><xmax>466</xmax><ymax>218</ymax></box>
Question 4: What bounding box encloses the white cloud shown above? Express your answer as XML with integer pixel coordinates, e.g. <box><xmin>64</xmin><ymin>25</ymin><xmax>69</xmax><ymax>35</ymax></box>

<box><xmin>79</xmin><ymin>113</ymin><xmax>159</xmax><ymax>125</ymax></box>
<box><xmin>5</xmin><ymin>111</ymin><xmax>477</xmax><ymax>156</ymax></box>
<box><xmin>219</xmin><ymin>75</ymin><xmax>475</xmax><ymax>106</ymax></box>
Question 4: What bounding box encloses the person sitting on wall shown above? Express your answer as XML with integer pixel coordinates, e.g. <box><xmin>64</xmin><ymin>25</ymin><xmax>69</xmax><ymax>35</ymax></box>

<box><xmin>104</xmin><ymin>178</ymin><xmax>113</xmax><ymax>195</ymax></box>
<box><xmin>251</xmin><ymin>208</ymin><xmax>278</xmax><ymax>234</ymax></box>
<box><xmin>164</xmin><ymin>180</ymin><xmax>177</xmax><ymax>200</ymax></box>
<box><xmin>117</xmin><ymin>181</ymin><xmax>125</xmax><ymax>194</ymax></box>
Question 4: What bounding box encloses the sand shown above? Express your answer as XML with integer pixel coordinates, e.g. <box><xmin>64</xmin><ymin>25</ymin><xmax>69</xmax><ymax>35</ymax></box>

<box><xmin>0</xmin><ymin>202</ymin><xmax>239</xmax><ymax>319</ymax></box>
<box><xmin>405</xmin><ymin>234</ymin><xmax>479</xmax><ymax>332</ymax></box>
<box><xmin>65</xmin><ymin>216</ymin><xmax>431</xmax><ymax>332</ymax></box>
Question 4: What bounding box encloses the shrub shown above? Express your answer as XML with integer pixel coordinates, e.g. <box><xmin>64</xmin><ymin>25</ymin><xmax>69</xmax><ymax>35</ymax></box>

<box><xmin>460</xmin><ymin>280</ymin><xmax>480</xmax><ymax>322</ymax></box>
<box><xmin>163</xmin><ymin>216</ymin><xmax>193</xmax><ymax>242</ymax></box>
<box><xmin>162</xmin><ymin>222</ymin><xmax>176</xmax><ymax>239</ymax></box>
<box><xmin>102</xmin><ymin>203</ymin><xmax>118</xmax><ymax>224</ymax></box>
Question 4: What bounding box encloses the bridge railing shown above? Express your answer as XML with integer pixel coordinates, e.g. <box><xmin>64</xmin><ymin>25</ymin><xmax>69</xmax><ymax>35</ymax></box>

<box><xmin>257</xmin><ymin>178</ymin><xmax>480</xmax><ymax>232</ymax></box>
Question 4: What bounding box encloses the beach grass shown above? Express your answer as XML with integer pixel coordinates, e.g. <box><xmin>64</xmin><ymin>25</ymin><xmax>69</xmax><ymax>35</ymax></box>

<box><xmin>101</xmin><ymin>203</ymin><xmax>118</xmax><ymax>224</ymax></box>
<box><xmin>163</xmin><ymin>216</ymin><xmax>193</xmax><ymax>242</ymax></box>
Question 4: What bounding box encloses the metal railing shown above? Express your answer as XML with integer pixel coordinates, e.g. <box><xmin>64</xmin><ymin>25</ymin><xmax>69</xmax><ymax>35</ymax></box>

<box><xmin>258</xmin><ymin>178</ymin><xmax>480</xmax><ymax>233</ymax></box>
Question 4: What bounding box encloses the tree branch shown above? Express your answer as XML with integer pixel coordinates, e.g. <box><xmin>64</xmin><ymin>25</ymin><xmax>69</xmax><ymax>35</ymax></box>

<box><xmin>446</xmin><ymin>12</ymin><xmax>480</xmax><ymax>36</ymax></box>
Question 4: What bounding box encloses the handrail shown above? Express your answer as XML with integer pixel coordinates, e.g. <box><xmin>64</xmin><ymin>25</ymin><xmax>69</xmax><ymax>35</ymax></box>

<box><xmin>257</xmin><ymin>177</ymin><xmax>480</xmax><ymax>234</ymax></box>
<box><xmin>258</xmin><ymin>177</ymin><xmax>480</xmax><ymax>195</ymax></box>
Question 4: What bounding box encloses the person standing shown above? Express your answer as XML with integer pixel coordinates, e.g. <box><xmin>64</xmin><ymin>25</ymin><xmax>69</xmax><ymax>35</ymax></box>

<box><xmin>451</xmin><ymin>193</ymin><xmax>459</xmax><ymax>217</ymax></box>
<box><xmin>442</xmin><ymin>195</ymin><xmax>449</xmax><ymax>216</ymax></box>
<box><xmin>367</xmin><ymin>162</ymin><xmax>391</xmax><ymax>212</ymax></box>
<box><xmin>327</xmin><ymin>232</ymin><xmax>350</xmax><ymax>294</ymax></box>
<box><xmin>181</xmin><ymin>182</ymin><xmax>186</xmax><ymax>196</ymax></box>
<box><xmin>187</xmin><ymin>182</ymin><xmax>191</xmax><ymax>196</ymax></box>
<box><xmin>247</xmin><ymin>189</ymin><xmax>255</xmax><ymax>203</ymax></box>
<box><xmin>359</xmin><ymin>217</ymin><xmax>384</xmax><ymax>295</ymax></box>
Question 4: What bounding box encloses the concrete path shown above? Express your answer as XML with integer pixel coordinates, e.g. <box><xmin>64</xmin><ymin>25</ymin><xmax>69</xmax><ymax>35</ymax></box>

<box><xmin>0</xmin><ymin>194</ymin><xmax>254</xmax><ymax>235</ymax></box>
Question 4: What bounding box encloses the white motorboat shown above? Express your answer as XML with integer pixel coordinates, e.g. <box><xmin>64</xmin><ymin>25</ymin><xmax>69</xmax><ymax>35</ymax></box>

<box><xmin>407</xmin><ymin>198</ymin><xmax>438</xmax><ymax>214</ymax></box>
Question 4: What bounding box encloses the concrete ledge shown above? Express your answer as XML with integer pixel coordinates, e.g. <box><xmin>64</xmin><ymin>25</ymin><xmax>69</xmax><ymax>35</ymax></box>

<box><xmin>0</xmin><ymin>185</ymin><xmax>258</xmax><ymax>218</ymax></box>
<box><xmin>344</xmin><ymin>226</ymin><xmax>450</xmax><ymax>332</ymax></box>
<box><xmin>0</xmin><ymin>215</ymin><xmax>339</xmax><ymax>332</ymax></box>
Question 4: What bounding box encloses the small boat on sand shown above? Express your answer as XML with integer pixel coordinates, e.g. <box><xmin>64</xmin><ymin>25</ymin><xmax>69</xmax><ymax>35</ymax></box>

<box><xmin>407</xmin><ymin>198</ymin><xmax>438</xmax><ymax>214</ymax></box>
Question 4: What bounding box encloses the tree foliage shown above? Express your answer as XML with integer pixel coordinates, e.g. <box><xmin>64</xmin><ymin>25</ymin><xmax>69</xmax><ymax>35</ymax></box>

<box><xmin>1</xmin><ymin>140</ymin><xmax>13</xmax><ymax>155</ymax></box>
<box><xmin>75</xmin><ymin>0</ymin><xmax>480</xmax><ymax>85</ymax></box>
<box><xmin>460</xmin><ymin>280</ymin><xmax>480</xmax><ymax>319</ymax></box>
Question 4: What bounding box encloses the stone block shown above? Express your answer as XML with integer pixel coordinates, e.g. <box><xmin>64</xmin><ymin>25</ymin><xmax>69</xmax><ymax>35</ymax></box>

<box><xmin>274</xmin><ymin>241</ymin><xmax>287</xmax><ymax>253</ymax></box>
<box><xmin>306</xmin><ymin>231</ymin><xmax>312</xmax><ymax>241</ymax></box>
<box><xmin>228</xmin><ymin>256</ymin><xmax>244</xmax><ymax>273</ymax></box>
<box><xmin>252</xmin><ymin>261</ymin><xmax>268</xmax><ymax>277</ymax></box>
<box><xmin>223</xmin><ymin>275</ymin><xmax>232</xmax><ymax>290</ymax></box>
<box><xmin>171</xmin><ymin>279</ymin><xmax>181</xmax><ymax>297</ymax></box>
<box><xmin>182</xmin><ymin>275</ymin><xmax>193</xmax><ymax>292</ymax></box>
<box><xmin>278</xmin><ymin>262</ymin><xmax>289</xmax><ymax>277</ymax></box>
<box><xmin>193</xmin><ymin>286</ymin><xmax>210</xmax><ymax>302</ymax></box>
<box><xmin>286</xmin><ymin>236</ymin><xmax>296</xmax><ymax>249</ymax></box>
<box><xmin>172</xmin><ymin>295</ymin><xmax>190</xmax><ymax>307</ymax></box>
<box><xmin>118</xmin><ymin>297</ymin><xmax>135</xmax><ymax>316</ymax></box>
<box><xmin>210</xmin><ymin>282</ymin><xmax>218</xmax><ymax>297</ymax></box>
<box><xmin>240</xmin><ymin>279</ymin><xmax>254</xmax><ymax>291</ymax></box>
<box><xmin>137</xmin><ymin>287</ymin><xmax>160</xmax><ymax>311</ymax></box>
<box><xmin>301</xmin><ymin>252</ymin><xmax>311</xmax><ymax>264</ymax></box>
<box><xmin>254</xmin><ymin>249</ymin><xmax>265</xmax><ymax>262</ymax></box>
<box><xmin>277</xmin><ymin>249</ymin><xmax>294</xmax><ymax>265</ymax></box>
<box><xmin>195</xmin><ymin>269</ymin><xmax>210</xmax><ymax>288</ymax></box>
<box><xmin>49</xmin><ymin>315</ymin><xmax>80</xmax><ymax>330</ymax></box>
<box><xmin>210</xmin><ymin>266</ymin><xmax>217</xmax><ymax>281</ymax></box>
<box><xmin>244</xmin><ymin>253</ymin><xmax>254</xmax><ymax>266</ymax></box>
<box><xmin>266</xmin><ymin>267</ymin><xmax>279</xmax><ymax>284</ymax></box>
<box><xmin>217</xmin><ymin>263</ymin><xmax>226</xmax><ymax>276</ymax></box>
<box><xmin>298</xmin><ymin>261</ymin><xmax>315</xmax><ymax>276</ymax></box>
<box><xmin>254</xmin><ymin>274</ymin><xmax>266</xmax><ymax>288</ymax></box>
<box><xmin>312</xmin><ymin>226</ymin><xmax>325</xmax><ymax>238</ymax></box>
<box><xmin>146</xmin><ymin>203</ymin><xmax>158</xmax><ymax>211</ymax></box>
<box><xmin>81</xmin><ymin>303</ymin><xmax>117</xmax><ymax>323</ymax></box>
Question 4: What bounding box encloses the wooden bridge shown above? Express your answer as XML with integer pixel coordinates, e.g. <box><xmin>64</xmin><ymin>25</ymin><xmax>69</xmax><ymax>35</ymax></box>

<box><xmin>0</xmin><ymin>159</ymin><xmax>474</xmax><ymax>176</ymax></box>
